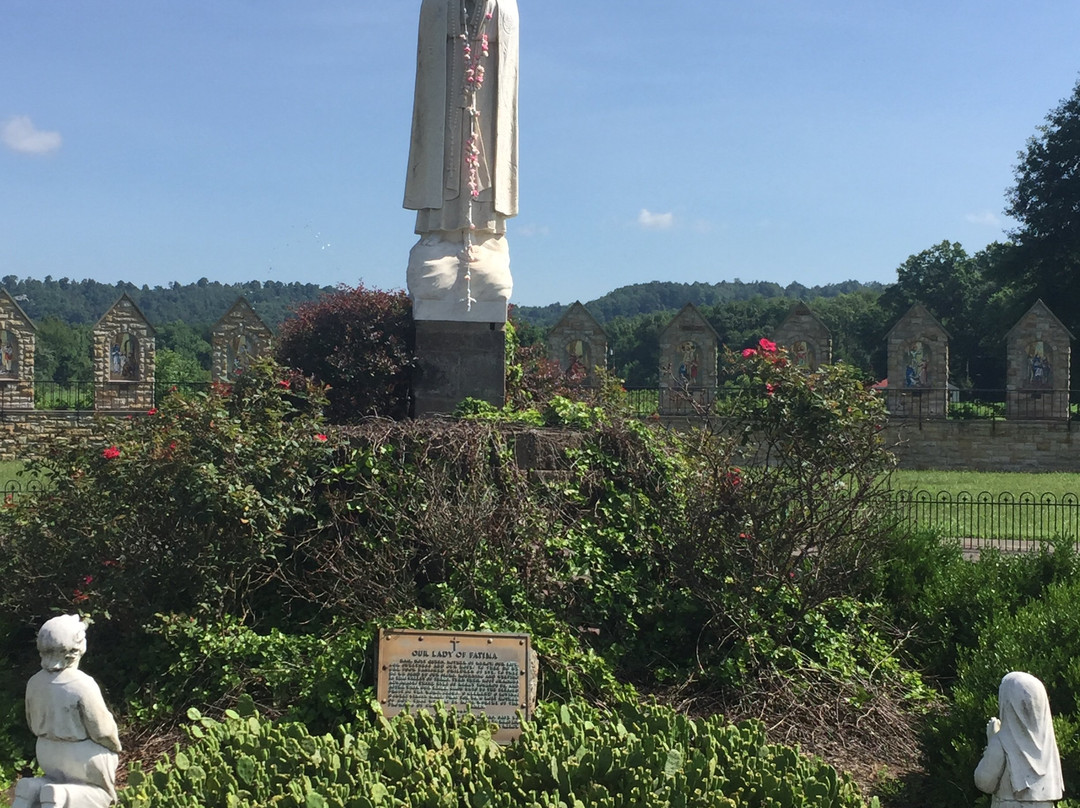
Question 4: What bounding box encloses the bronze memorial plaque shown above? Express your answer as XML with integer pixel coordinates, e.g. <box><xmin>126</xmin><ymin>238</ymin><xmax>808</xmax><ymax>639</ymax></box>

<box><xmin>377</xmin><ymin>629</ymin><xmax>532</xmax><ymax>743</ymax></box>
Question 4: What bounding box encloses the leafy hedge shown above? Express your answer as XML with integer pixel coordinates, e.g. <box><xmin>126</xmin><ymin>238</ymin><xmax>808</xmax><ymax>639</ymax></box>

<box><xmin>0</xmin><ymin>347</ymin><xmax>908</xmax><ymax>801</ymax></box>
<box><xmin>921</xmin><ymin>573</ymin><xmax>1080</xmax><ymax>807</ymax></box>
<box><xmin>122</xmin><ymin>697</ymin><xmax>874</xmax><ymax>808</ymax></box>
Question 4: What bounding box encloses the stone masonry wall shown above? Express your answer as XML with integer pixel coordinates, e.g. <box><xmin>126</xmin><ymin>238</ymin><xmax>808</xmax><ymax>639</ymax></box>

<box><xmin>211</xmin><ymin>299</ymin><xmax>274</xmax><ymax>382</ymax></box>
<box><xmin>886</xmin><ymin>304</ymin><xmax>949</xmax><ymax>419</ymax></box>
<box><xmin>0</xmin><ymin>412</ymin><xmax>112</xmax><ymax>463</ymax></box>
<box><xmin>1005</xmin><ymin>301</ymin><xmax>1071</xmax><ymax>421</ymax></box>
<box><xmin>1</xmin><ymin>410</ymin><xmax>1078</xmax><ymax>472</ymax></box>
<box><xmin>884</xmin><ymin>419</ymin><xmax>1080</xmax><ymax>472</ymax></box>
<box><xmin>0</xmin><ymin>293</ymin><xmax>36</xmax><ymax>410</ymax></box>
<box><xmin>94</xmin><ymin>297</ymin><xmax>156</xmax><ymax>411</ymax></box>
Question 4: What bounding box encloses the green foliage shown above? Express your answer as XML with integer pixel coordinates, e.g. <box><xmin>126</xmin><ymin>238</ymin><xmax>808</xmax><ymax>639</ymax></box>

<box><xmin>275</xmin><ymin>283</ymin><xmax>415</xmax><ymax>421</ymax></box>
<box><xmin>34</xmin><ymin>318</ymin><xmax>93</xmax><ymax>383</ymax></box>
<box><xmin>0</xmin><ymin>689</ymin><xmax>32</xmax><ymax>794</ymax></box>
<box><xmin>874</xmin><ymin>535</ymin><xmax>1080</xmax><ymax>684</ymax></box>
<box><xmin>515</xmin><ymin>279</ymin><xmax>884</xmax><ymax>328</ymax></box>
<box><xmin>1002</xmin><ymin>78</ymin><xmax>1080</xmax><ymax>337</ymax></box>
<box><xmin>120</xmin><ymin>698</ymin><xmax>874</xmax><ymax>808</ymax></box>
<box><xmin>656</xmin><ymin>343</ymin><xmax>898</xmax><ymax>685</ymax></box>
<box><xmin>0</xmin><ymin>358</ymin><xmax>332</xmax><ymax>646</ymax></box>
<box><xmin>922</xmin><ymin>572</ymin><xmax>1080</xmax><ymax>807</ymax></box>
<box><xmin>156</xmin><ymin>348</ymin><xmax>211</xmax><ymax>384</ymax></box>
<box><xmin>131</xmin><ymin>615</ymin><xmax>377</xmax><ymax>733</ymax></box>
<box><xmin>156</xmin><ymin>320</ymin><xmax>213</xmax><ymax>373</ymax></box>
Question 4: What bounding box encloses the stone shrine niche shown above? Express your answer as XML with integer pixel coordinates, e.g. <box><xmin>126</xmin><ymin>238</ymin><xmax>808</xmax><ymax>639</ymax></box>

<box><xmin>1005</xmin><ymin>299</ymin><xmax>1072</xmax><ymax>420</ymax></box>
<box><xmin>545</xmin><ymin>302</ymin><xmax>607</xmax><ymax>385</ymax></box>
<box><xmin>885</xmin><ymin>303</ymin><xmax>949</xmax><ymax>419</ymax></box>
<box><xmin>658</xmin><ymin>304</ymin><xmax>719</xmax><ymax>415</ymax></box>
<box><xmin>93</xmin><ymin>293</ymin><xmax>156</xmax><ymax>411</ymax></box>
<box><xmin>772</xmin><ymin>302</ymin><xmax>832</xmax><ymax>370</ymax></box>
<box><xmin>212</xmin><ymin>297</ymin><xmax>274</xmax><ymax>382</ymax></box>
<box><xmin>0</xmin><ymin>290</ymin><xmax>37</xmax><ymax>409</ymax></box>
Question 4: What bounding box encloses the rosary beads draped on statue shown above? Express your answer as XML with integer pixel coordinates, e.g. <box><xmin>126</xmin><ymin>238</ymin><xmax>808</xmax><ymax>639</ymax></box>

<box><xmin>404</xmin><ymin>0</ymin><xmax>519</xmax><ymax>322</ymax></box>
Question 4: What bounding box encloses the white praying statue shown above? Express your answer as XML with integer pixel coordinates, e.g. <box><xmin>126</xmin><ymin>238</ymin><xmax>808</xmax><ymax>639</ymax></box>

<box><xmin>13</xmin><ymin>615</ymin><xmax>121</xmax><ymax>808</ymax></box>
<box><xmin>975</xmin><ymin>671</ymin><xmax>1064</xmax><ymax>808</ymax></box>
<box><xmin>404</xmin><ymin>0</ymin><xmax>519</xmax><ymax>323</ymax></box>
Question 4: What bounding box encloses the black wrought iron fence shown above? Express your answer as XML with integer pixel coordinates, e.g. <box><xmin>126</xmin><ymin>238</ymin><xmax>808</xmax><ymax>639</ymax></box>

<box><xmin>33</xmin><ymin>381</ymin><xmax>95</xmax><ymax>411</ymax></box>
<box><xmin>893</xmin><ymin>489</ymin><xmax>1080</xmax><ymax>551</ymax></box>
<box><xmin>6</xmin><ymin>380</ymin><xmax>216</xmax><ymax>413</ymax></box>
<box><xmin>885</xmin><ymin>388</ymin><xmax>1076</xmax><ymax>421</ymax></box>
<box><xmin>0</xmin><ymin>477</ymin><xmax>48</xmax><ymax>504</ymax></box>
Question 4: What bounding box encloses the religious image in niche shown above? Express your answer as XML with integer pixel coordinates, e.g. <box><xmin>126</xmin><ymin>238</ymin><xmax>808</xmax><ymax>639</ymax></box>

<box><xmin>230</xmin><ymin>333</ymin><xmax>252</xmax><ymax>375</ymax></box>
<box><xmin>904</xmin><ymin>340</ymin><xmax>929</xmax><ymax>388</ymax></box>
<box><xmin>0</xmin><ymin>330</ymin><xmax>16</xmax><ymax>376</ymax></box>
<box><xmin>404</xmin><ymin>0</ymin><xmax>519</xmax><ymax>323</ymax></box>
<box><xmin>110</xmin><ymin>334</ymin><xmax>138</xmax><ymax>381</ymax></box>
<box><xmin>1027</xmin><ymin>341</ymin><xmax>1052</xmax><ymax>388</ymax></box>
<box><xmin>677</xmin><ymin>340</ymin><xmax>700</xmax><ymax>385</ymax></box>
<box><xmin>792</xmin><ymin>340</ymin><xmax>814</xmax><ymax>369</ymax></box>
<box><xmin>565</xmin><ymin>340</ymin><xmax>587</xmax><ymax>378</ymax></box>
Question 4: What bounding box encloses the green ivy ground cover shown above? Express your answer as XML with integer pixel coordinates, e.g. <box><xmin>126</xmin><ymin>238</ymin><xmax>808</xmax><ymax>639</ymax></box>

<box><xmin>121</xmin><ymin>697</ymin><xmax>873</xmax><ymax>808</ymax></box>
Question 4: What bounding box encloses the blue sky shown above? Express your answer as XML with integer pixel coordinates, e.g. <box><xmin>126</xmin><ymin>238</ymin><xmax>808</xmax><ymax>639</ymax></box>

<box><xmin>3</xmin><ymin>1</ymin><xmax>1079</xmax><ymax>307</ymax></box>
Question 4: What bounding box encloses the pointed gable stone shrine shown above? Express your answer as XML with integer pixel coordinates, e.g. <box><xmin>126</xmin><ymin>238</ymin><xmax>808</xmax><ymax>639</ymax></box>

<box><xmin>772</xmin><ymin>302</ymin><xmax>832</xmax><ymax>370</ymax></box>
<box><xmin>546</xmin><ymin>302</ymin><xmax>608</xmax><ymax>385</ymax></box>
<box><xmin>93</xmin><ymin>293</ymin><xmax>156</xmax><ymax>411</ymax></box>
<box><xmin>0</xmin><ymin>290</ymin><xmax>37</xmax><ymax>410</ymax></box>
<box><xmin>1005</xmin><ymin>299</ymin><xmax>1072</xmax><ymax>421</ymax></box>
<box><xmin>886</xmin><ymin>303</ymin><xmax>949</xmax><ymax>419</ymax></box>
<box><xmin>658</xmin><ymin>304</ymin><xmax>719</xmax><ymax>415</ymax></box>
<box><xmin>212</xmin><ymin>297</ymin><xmax>274</xmax><ymax>382</ymax></box>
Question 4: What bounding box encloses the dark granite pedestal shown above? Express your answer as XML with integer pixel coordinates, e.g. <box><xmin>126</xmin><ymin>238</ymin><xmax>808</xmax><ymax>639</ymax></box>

<box><xmin>413</xmin><ymin>320</ymin><xmax>506</xmax><ymax>416</ymax></box>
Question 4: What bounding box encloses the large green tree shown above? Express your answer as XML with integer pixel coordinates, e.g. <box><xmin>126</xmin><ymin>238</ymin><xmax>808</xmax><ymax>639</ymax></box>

<box><xmin>1001</xmin><ymin>78</ymin><xmax>1080</xmax><ymax>333</ymax></box>
<box><xmin>879</xmin><ymin>241</ymin><xmax>1004</xmax><ymax>387</ymax></box>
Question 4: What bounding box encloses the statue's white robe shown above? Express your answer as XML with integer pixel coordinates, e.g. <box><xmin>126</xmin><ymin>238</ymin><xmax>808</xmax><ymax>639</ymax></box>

<box><xmin>404</xmin><ymin>0</ymin><xmax>519</xmax><ymax>232</ymax></box>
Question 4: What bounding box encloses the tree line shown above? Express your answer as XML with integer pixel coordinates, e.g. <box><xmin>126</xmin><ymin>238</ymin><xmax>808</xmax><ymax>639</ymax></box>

<box><xmin>520</xmin><ymin>77</ymin><xmax>1080</xmax><ymax>391</ymax></box>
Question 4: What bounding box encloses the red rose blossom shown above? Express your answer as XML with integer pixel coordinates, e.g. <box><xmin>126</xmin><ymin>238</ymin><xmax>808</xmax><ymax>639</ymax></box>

<box><xmin>102</xmin><ymin>446</ymin><xmax>121</xmax><ymax>460</ymax></box>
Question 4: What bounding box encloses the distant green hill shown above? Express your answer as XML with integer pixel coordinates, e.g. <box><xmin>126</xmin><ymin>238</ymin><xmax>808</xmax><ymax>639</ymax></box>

<box><xmin>514</xmin><ymin>279</ymin><xmax>883</xmax><ymax>327</ymax></box>
<box><xmin>0</xmin><ymin>275</ymin><xmax>333</xmax><ymax>331</ymax></box>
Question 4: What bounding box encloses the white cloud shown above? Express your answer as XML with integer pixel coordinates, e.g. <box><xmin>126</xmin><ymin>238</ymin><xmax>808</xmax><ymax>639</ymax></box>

<box><xmin>965</xmin><ymin>211</ymin><xmax>1002</xmax><ymax>227</ymax></box>
<box><xmin>2</xmin><ymin>116</ymin><xmax>62</xmax><ymax>155</ymax></box>
<box><xmin>637</xmin><ymin>209</ymin><xmax>674</xmax><ymax>230</ymax></box>
<box><xmin>515</xmin><ymin>223</ymin><xmax>550</xmax><ymax>237</ymax></box>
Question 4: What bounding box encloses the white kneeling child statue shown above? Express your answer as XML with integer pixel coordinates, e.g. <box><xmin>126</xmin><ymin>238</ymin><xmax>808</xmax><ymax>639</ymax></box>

<box><xmin>13</xmin><ymin>615</ymin><xmax>121</xmax><ymax>808</ymax></box>
<box><xmin>975</xmin><ymin>671</ymin><xmax>1064</xmax><ymax>808</ymax></box>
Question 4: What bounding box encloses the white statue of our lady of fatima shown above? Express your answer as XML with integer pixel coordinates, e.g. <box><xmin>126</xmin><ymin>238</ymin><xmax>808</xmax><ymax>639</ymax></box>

<box><xmin>404</xmin><ymin>0</ymin><xmax>519</xmax><ymax>323</ymax></box>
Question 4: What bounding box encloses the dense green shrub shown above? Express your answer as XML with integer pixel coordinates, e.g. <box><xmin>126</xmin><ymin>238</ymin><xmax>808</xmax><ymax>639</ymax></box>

<box><xmin>873</xmin><ymin>534</ymin><xmax>1080</xmax><ymax>684</ymax></box>
<box><xmin>0</xmin><ymin>343</ymin><xmax>923</xmax><ymax>798</ymax></box>
<box><xmin>922</xmin><ymin>575</ymin><xmax>1080</xmax><ymax>807</ymax></box>
<box><xmin>121</xmin><ymin>697</ymin><xmax>875</xmax><ymax>808</ymax></box>
<box><xmin>659</xmin><ymin>343</ymin><xmax>898</xmax><ymax>685</ymax></box>
<box><xmin>276</xmin><ymin>283</ymin><xmax>415</xmax><ymax>421</ymax></box>
<box><xmin>0</xmin><ymin>359</ymin><xmax>331</xmax><ymax>637</ymax></box>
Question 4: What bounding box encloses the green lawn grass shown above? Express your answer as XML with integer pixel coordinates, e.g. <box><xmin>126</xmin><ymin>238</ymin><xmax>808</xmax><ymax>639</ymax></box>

<box><xmin>0</xmin><ymin>461</ymin><xmax>24</xmax><ymax>488</ymax></box>
<box><xmin>888</xmin><ymin>470</ymin><xmax>1080</xmax><ymax>542</ymax></box>
<box><xmin>889</xmin><ymin>469</ymin><xmax>1080</xmax><ymax>500</ymax></box>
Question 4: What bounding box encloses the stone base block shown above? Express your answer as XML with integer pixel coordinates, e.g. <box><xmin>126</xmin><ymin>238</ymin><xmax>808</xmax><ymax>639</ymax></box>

<box><xmin>413</xmin><ymin>320</ymin><xmax>506</xmax><ymax>416</ymax></box>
